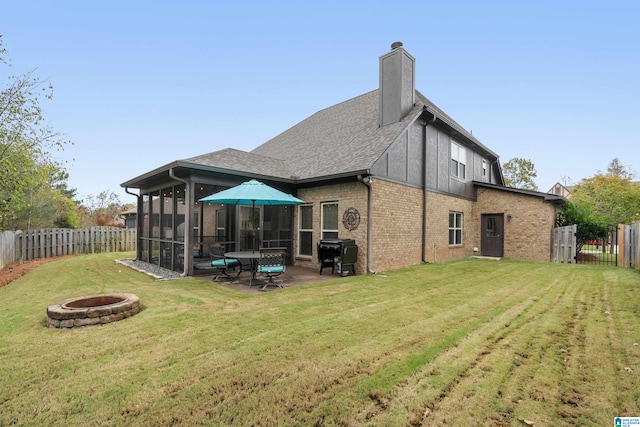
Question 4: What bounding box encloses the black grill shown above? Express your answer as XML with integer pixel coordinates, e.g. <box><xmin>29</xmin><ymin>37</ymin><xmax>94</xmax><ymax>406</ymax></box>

<box><xmin>317</xmin><ymin>239</ymin><xmax>358</xmax><ymax>276</ymax></box>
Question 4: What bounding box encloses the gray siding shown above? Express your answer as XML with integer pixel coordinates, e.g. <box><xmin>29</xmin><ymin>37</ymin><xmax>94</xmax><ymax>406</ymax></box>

<box><xmin>371</xmin><ymin>122</ymin><xmax>424</xmax><ymax>187</ymax></box>
<box><xmin>373</xmin><ymin>121</ymin><xmax>494</xmax><ymax>199</ymax></box>
<box><xmin>387</xmin><ymin>131</ymin><xmax>408</xmax><ymax>182</ymax></box>
<box><xmin>436</xmin><ymin>129</ymin><xmax>450</xmax><ymax>192</ymax></box>
<box><xmin>425</xmin><ymin>125</ymin><xmax>438</xmax><ymax>187</ymax></box>
<box><xmin>371</xmin><ymin>151</ymin><xmax>388</xmax><ymax>177</ymax></box>
<box><xmin>407</xmin><ymin>124</ymin><xmax>423</xmax><ymax>184</ymax></box>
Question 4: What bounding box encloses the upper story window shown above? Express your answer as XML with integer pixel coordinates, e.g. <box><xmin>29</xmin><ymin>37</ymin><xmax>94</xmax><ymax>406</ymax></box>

<box><xmin>482</xmin><ymin>159</ymin><xmax>489</xmax><ymax>182</ymax></box>
<box><xmin>451</xmin><ymin>142</ymin><xmax>466</xmax><ymax>180</ymax></box>
<box><xmin>321</xmin><ymin>202</ymin><xmax>339</xmax><ymax>240</ymax></box>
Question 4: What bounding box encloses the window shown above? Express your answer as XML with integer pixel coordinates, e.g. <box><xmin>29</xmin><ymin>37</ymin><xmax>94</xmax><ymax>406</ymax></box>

<box><xmin>482</xmin><ymin>159</ymin><xmax>488</xmax><ymax>182</ymax></box>
<box><xmin>321</xmin><ymin>202</ymin><xmax>339</xmax><ymax>240</ymax></box>
<box><xmin>451</xmin><ymin>142</ymin><xmax>466</xmax><ymax>179</ymax></box>
<box><xmin>298</xmin><ymin>205</ymin><xmax>313</xmax><ymax>256</ymax></box>
<box><xmin>449</xmin><ymin>212</ymin><xmax>463</xmax><ymax>245</ymax></box>
<box><xmin>486</xmin><ymin>217</ymin><xmax>497</xmax><ymax>237</ymax></box>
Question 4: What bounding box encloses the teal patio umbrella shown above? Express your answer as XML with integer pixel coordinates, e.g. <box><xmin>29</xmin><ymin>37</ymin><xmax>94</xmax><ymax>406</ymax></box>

<box><xmin>199</xmin><ymin>179</ymin><xmax>304</xmax><ymax>250</ymax></box>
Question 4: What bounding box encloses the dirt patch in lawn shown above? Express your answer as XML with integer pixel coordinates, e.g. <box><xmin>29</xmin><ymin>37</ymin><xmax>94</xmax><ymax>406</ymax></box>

<box><xmin>0</xmin><ymin>256</ymin><xmax>75</xmax><ymax>289</ymax></box>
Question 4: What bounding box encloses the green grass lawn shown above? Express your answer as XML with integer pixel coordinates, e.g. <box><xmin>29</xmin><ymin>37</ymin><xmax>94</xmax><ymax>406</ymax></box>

<box><xmin>1</xmin><ymin>253</ymin><xmax>639</xmax><ymax>426</ymax></box>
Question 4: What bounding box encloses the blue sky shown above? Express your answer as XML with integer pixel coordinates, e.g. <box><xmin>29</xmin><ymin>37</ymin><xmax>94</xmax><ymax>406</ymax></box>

<box><xmin>2</xmin><ymin>1</ymin><xmax>638</xmax><ymax>204</ymax></box>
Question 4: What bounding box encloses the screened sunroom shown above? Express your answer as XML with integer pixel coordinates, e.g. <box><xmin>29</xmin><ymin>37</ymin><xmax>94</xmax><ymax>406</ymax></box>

<box><xmin>123</xmin><ymin>165</ymin><xmax>297</xmax><ymax>276</ymax></box>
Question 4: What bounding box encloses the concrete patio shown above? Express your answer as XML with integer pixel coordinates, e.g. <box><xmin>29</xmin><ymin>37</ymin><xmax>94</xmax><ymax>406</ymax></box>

<box><xmin>196</xmin><ymin>264</ymin><xmax>346</xmax><ymax>294</ymax></box>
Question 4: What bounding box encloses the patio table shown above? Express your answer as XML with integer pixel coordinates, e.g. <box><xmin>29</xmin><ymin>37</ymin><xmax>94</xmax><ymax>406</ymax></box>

<box><xmin>224</xmin><ymin>251</ymin><xmax>265</xmax><ymax>286</ymax></box>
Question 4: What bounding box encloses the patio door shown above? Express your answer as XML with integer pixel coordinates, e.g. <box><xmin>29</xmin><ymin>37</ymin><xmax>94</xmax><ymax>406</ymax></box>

<box><xmin>239</xmin><ymin>205</ymin><xmax>261</xmax><ymax>251</ymax></box>
<box><xmin>481</xmin><ymin>214</ymin><xmax>504</xmax><ymax>257</ymax></box>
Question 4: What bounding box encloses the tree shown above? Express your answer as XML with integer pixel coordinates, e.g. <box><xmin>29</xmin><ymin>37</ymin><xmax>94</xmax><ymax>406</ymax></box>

<box><xmin>78</xmin><ymin>191</ymin><xmax>125</xmax><ymax>227</ymax></box>
<box><xmin>502</xmin><ymin>157</ymin><xmax>539</xmax><ymax>191</ymax></box>
<box><xmin>7</xmin><ymin>183</ymin><xmax>79</xmax><ymax>230</ymax></box>
<box><xmin>606</xmin><ymin>157</ymin><xmax>636</xmax><ymax>180</ymax></box>
<box><xmin>570</xmin><ymin>159</ymin><xmax>640</xmax><ymax>225</ymax></box>
<box><xmin>557</xmin><ymin>200</ymin><xmax>609</xmax><ymax>255</ymax></box>
<box><xmin>50</xmin><ymin>170</ymin><xmax>79</xmax><ymax>202</ymax></box>
<box><xmin>0</xmin><ymin>35</ymin><xmax>75</xmax><ymax>230</ymax></box>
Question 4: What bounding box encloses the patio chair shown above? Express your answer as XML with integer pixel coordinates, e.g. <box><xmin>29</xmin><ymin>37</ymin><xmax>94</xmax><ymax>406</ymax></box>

<box><xmin>209</xmin><ymin>244</ymin><xmax>242</xmax><ymax>282</ymax></box>
<box><xmin>257</xmin><ymin>248</ymin><xmax>286</xmax><ymax>291</ymax></box>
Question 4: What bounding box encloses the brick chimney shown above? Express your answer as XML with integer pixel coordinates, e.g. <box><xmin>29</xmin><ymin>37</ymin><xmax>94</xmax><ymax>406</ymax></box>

<box><xmin>379</xmin><ymin>41</ymin><xmax>415</xmax><ymax>127</ymax></box>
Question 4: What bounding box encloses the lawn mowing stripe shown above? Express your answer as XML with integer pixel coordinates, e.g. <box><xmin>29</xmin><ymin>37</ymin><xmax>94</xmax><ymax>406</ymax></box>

<box><xmin>3</xmin><ymin>255</ymin><xmax>639</xmax><ymax>426</ymax></box>
<box><xmin>355</xmin><ymin>304</ymin><xmax>508</xmax><ymax>399</ymax></box>
<box><xmin>364</xmin><ymin>274</ymin><xmax>570</xmax><ymax>425</ymax></box>
<box><xmin>298</xmin><ymin>268</ymin><xmax>564</xmax><ymax>424</ymax></box>
<box><xmin>411</xmin><ymin>278</ymin><xmax>571</xmax><ymax>425</ymax></box>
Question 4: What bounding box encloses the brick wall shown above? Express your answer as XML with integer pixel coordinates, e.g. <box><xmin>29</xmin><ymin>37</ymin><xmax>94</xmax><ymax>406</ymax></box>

<box><xmin>293</xmin><ymin>180</ymin><xmax>561</xmax><ymax>274</ymax></box>
<box><xmin>474</xmin><ymin>187</ymin><xmax>560</xmax><ymax>262</ymax></box>
<box><xmin>295</xmin><ymin>182</ymin><xmax>368</xmax><ymax>274</ymax></box>
<box><xmin>369</xmin><ymin>179</ymin><xmax>424</xmax><ymax>272</ymax></box>
<box><xmin>424</xmin><ymin>191</ymin><xmax>476</xmax><ymax>263</ymax></box>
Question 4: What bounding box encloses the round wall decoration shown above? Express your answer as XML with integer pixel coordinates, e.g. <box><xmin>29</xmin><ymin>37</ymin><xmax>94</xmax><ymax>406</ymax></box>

<box><xmin>342</xmin><ymin>207</ymin><xmax>360</xmax><ymax>231</ymax></box>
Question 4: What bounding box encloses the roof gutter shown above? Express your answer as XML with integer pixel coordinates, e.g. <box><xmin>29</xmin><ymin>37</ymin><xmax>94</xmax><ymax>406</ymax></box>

<box><xmin>169</xmin><ymin>168</ymin><xmax>190</xmax><ymax>277</ymax></box>
<box><xmin>294</xmin><ymin>169</ymin><xmax>371</xmax><ymax>186</ymax></box>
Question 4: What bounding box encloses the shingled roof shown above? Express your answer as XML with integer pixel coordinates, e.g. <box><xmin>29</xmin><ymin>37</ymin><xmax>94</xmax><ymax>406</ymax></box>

<box><xmin>182</xmin><ymin>87</ymin><xmax>495</xmax><ymax>183</ymax></box>
<box><xmin>250</xmin><ymin>89</ymin><xmax>424</xmax><ymax>180</ymax></box>
<box><xmin>183</xmin><ymin>148</ymin><xmax>294</xmax><ymax>180</ymax></box>
<box><xmin>122</xmin><ymin>44</ymin><xmax>500</xmax><ymax>190</ymax></box>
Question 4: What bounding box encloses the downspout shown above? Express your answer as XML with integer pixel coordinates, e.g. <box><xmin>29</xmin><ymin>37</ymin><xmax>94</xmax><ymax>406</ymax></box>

<box><xmin>124</xmin><ymin>187</ymin><xmax>142</xmax><ymax>261</ymax></box>
<box><xmin>169</xmin><ymin>168</ymin><xmax>190</xmax><ymax>277</ymax></box>
<box><xmin>357</xmin><ymin>175</ymin><xmax>375</xmax><ymax>274</ymax></box>
<box><xmin>423</xmin><ymin>111</ymin><xmax>437</xmax><ymax>263</ymax></box>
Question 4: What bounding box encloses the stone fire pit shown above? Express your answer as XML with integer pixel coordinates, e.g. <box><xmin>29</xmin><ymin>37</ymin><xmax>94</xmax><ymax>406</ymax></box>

<box><xmin>47</xmin><ymin>293</ymin><xmax>140</xmax><ymax>328</ymax></box>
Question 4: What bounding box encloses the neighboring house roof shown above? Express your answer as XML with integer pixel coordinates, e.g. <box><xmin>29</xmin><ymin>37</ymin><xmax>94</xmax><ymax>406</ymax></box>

<box><xmin>547</xmin><ymin>182</ymin><xmax>574</xmax><ymax>198</ymax></box>
<box><xmin>120</xmin><ymin>207</ymin><xmax>137</xmax><ymax>216</ymax></box>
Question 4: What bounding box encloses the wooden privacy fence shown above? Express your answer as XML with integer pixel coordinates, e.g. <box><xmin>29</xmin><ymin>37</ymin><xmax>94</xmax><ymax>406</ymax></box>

<box><xmin>0</xmin><ymin>230</ymin><xmax>18</xmax><ymax>270</ymax></box>
<box><xmin>0</xmin><ymin>227</ymin><xmax>137</xmax><ymax>267</ymax></box>
<box><xmin>553</xmin><ymin>222</ymin><xmax>640</xmax><ymax>271</ymax></box>
<box><xmin>622</xmin><ymin>221</ymin><xmax>640</xmax><ymax>271</ymax></box>
<box><xmin>552</xmin><ymin>224</ymin><xmax>577</xmax><ymax>264</ymax></box>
